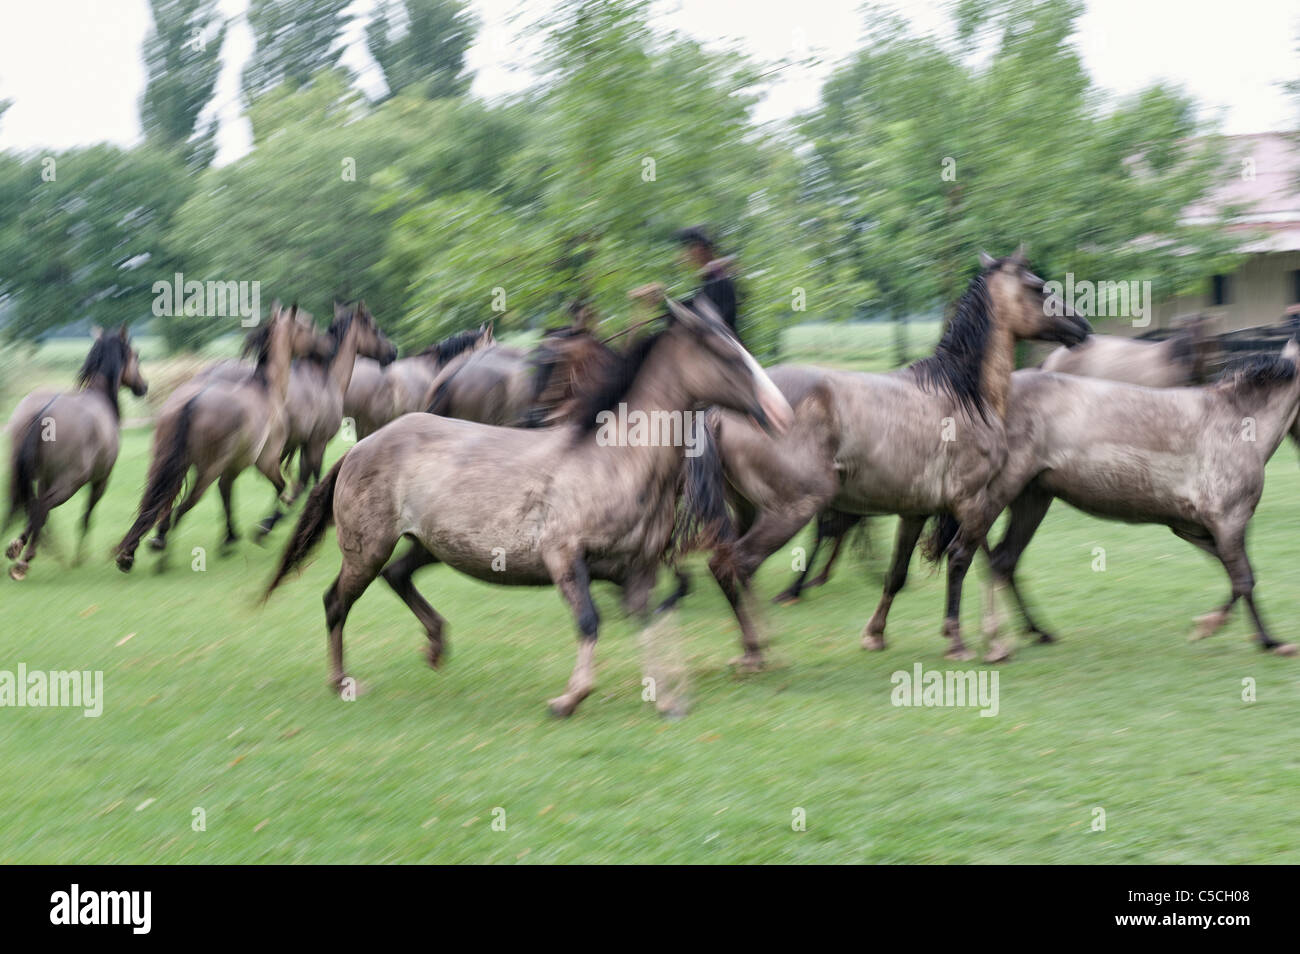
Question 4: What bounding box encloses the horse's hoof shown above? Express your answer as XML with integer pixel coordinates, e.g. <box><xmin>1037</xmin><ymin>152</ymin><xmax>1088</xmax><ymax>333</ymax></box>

<box><xmin>425</xmin><ymin>643</ymin><xmax>448</xmax><ymax>669</ymax></box>
<box><xmin>944</xmin><ymin>646</ymin><xmax>975</xmax><ymax>662</ymax></box>
<box><xmin>147</xmin><ymin>536</ymin><xmax>166</xmax><ymax>552</ymax></box>
<box><xmin>861</xmin><ymin>631</ymin><xmax>886</xmax><ymax>651</ymax></box>
<box><xmin>331</xmin><ymin>675</ymin><xmax>365</xmax><ymax>699</ymax></box>
<box><xmin>771</xmin><ymin>591</ymin><xmax>800</xmax><ymax>606</ymax></box>
<box><xmin>728</xmin><ymin>653</ymin><xmax>765</xmax><ymax>674</ymax></box>
<box><xmin>4</xmin><ymin>539</ymin><xmax>21</xmax><ymax>560</ymax></box>
<box><xmin>1191</xmin><ymin>611</ymin><xmax>1225</xmax><ymax>641</ymax></box>
<box><xmin>984</xmin><ymin>641</ymin><xmax>1014</xmax><ymax>664</ymax></box>
<box><xmin>547</xmin><ymin>695</ymin><xmax>578</xmax><ymax>718</ymax></box>
<box><xmin>1270</xmin><ymin>643</ymin><xmax>1298</xmax><ymax>657</ymax></box>
<box><xmin>8</xmin><ymin>563</ymin><xmax>27</xmax><ymax>581</ymax></box>
<box><xmin>657</xmin><ymin>701</ymin><xmax>689</xmax><ymax>721</ymax></box>
<box><xmin>1034</xmin><ymin>629</ymin><xmax>1057</xmax><ymax>644</ymax></box>
<box><xmin>115</xmin><ymin>553</ymin><xmax>134</xmax><ymax>573</ymax></box>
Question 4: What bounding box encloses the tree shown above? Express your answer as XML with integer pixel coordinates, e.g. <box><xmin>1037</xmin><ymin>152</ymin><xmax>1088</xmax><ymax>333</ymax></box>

<box><xmin>367</xmin><ymin>0</ymin><xmax>477</xmax><ymax>101</ymax></box>
<box><xmin>802</xmin><ymin>0</ymin><xmax>1242</xmax><ymax>346</ymax></box>
<box><xmin>139</xmin><ymin>0</ymin><xmax>227</xmax><ymax>170</ymax></box>
<box><xmin>0</xmin><ymin>147</ymin><xmax>190</xmax><ymax>341</ymax></box>
<box><xmin>241</xmin><ymin>0</ymin><xmax>352</xmax><ymax>102</ymax></box>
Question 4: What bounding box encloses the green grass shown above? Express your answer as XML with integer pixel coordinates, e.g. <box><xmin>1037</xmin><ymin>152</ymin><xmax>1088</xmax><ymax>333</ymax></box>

<box><xmin>1</xmin><ymin>327</ymin><xmax>1298</xmax><ymax>863</ymax></box>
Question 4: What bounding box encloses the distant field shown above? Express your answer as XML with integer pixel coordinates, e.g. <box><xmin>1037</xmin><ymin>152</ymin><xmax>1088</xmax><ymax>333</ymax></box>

<box><xmin>1</xmin><ymin>322</ymin><xmax>1298</xmax><ymax>863</ymax></box>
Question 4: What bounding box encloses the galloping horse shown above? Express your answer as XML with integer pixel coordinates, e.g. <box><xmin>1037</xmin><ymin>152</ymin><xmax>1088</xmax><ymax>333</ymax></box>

<box><xmin>4</xmin><ymin>326</ymin><xmax>148</xmax><ymax>579</ymax></box>
<box><xmin>1040</xmin><ymin>315</ymin><xmax>1214</xmax><ymax>386</ymax></box>
<box><xmin>342</xmin><ymin>326</ymin><xmax>492</xmax><ymax>439</ymax></box>
<box><xmin>699</xmin><ymin>250</ymin><xmax>1090</xmax><ymax>666</ymax></box>
<box><xmin>266</xmin><ymin>299</ymin><xmax>793</xmax><ymax>718</ymax></box>
<box><xmin>115</xmin><ymin>304</ymin><xmax>329</xmax><ymax>570</ymax></box>
<box><xmin>279</xmin><ymin>302</ymin><xmax>396</xmax><ymax>503</ymax></box>
<box><xmin>980</xmin><ymin>347</ymin><xmax>1300</xmax><ymax>658</ymax></box>
<box><xmin>424</xmin><ymin>325</ymin><xmax>621</xmax><ymax>427</ymax></box>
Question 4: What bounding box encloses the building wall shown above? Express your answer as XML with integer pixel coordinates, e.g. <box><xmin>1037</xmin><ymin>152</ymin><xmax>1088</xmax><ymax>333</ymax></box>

<box><xmin>1151</xmin><ymin>250</ymin><xmax>1300</xmax><ymax>335</ymax></box>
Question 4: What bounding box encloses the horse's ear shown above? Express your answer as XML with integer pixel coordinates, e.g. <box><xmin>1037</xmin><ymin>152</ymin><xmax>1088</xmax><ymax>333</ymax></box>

<box><xmin>91</xmin><ymin>325</ymin><xmax>103</xmax><ymax>340</ymax></box>
<box><xmin>118</xmin><ymin>323</ymin><xmax>129</xmax><ymax>339</ymax></box>
<box><xmin>1010</xmin><ymin>243</ymin><xmax>1029</xmax><ymax>267</ymax></box>
<box><xmin>979</xmin><ymin>251</ymin><xmax>997</xmax><ymax>270</ymax></box>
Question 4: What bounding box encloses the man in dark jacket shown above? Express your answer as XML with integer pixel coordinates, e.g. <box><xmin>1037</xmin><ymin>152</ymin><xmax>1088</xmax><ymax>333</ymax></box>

<box><xmin>629</xmin><ymin>225</ymin><xmax>742</xmax><ymax>342</ymax></box>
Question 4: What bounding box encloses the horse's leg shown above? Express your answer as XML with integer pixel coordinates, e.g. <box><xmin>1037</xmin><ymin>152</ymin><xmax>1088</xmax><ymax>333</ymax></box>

<box><xmin>984</xmin><ymin>485</ymin><xmax>1055</xmax><ymax>656</ymax></box>
<box><xmin>75</xmin><ymin>477</ymin><xmax>108</xmax><ymax>566</ymax></box>
<box><xmin>861</xmin><ymin>515</ymin><xmax>926</xmax><ymax>650</ymax></box>
<box><xmin>626</xmin><ymin>565</ymin><xmax>689</xmax><ymax>718</ymax></box>
<box><xmin>254</xmin><ymin>453</ymin><xmax>290</xmax><ymax>540</ymax></box>
<box><xmin>545</xmin><ymin>552</ymin><xmax>600</xmax><ymax>717</ymax></box>
<box><xmin>323</xmin><ymin>542</ymin><xmax>395</xmax><ymax>695</ymax></box>
<box><xmin>772</xmin><ymin>512</ymin><xmax>829</xmax><ymax>605</ymax></box>
<box><xmin>10</xmin><ymin>477</ymin><xmax>79</xmax><ymax>581</ymax></box>
<box><xmin>941</xmin><ymin>521</ymin><xmax>986</xmax><ymax>663</ymax></box>
<box><xmin>218</xmin><ymin>472</ymin><xmax>239</xmax><ymax>548</ymax></box>
<box><xmin>710</xmin><ymin>499</ymin><xmax>826</xmax><ymax>669</ymax></box>
<box><xmin>153</xmin><ymin>464</ymin><xmax>220</xmax><ymax>554</ymax></box>
<box><xmin>805</xmin><ymin>513</ymin><xmax>860</xmax><ymax>589</ymax></box>
<box><xmin>655</xmin><ymin>567</ymin><xmax>691</xmax><ymax>613</ymax></box>
<box><xmin>380</xmin><ymin>539</ymin><xmax>446</xmax><ymax>668</ymax></box>
<box><xmin>1206</xmin><ymin>527</ymin><xmax>1296</xmax><ymax>655</ymax></box>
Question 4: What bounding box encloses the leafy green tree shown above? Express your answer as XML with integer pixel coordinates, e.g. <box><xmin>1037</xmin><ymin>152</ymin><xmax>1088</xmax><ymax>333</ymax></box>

<box><xmin>241</xmin><ymin>0</ymin><xmax>352</xmax><ymax>101</ymax></box>
<box><xmin>367</xmin><ymin>0</ymin><xmax>477</xmax><ymax>101</ymax></box>
<box><xmin>802</xmin><ymin>0</ymin><xmax>1242</xmax><ymax>352</ymax></box>
<box><xmin>139</xmin><ymin>0</ymin><xmax>227</xmax><ymax>170</ymax></box>
<box><xmin>0</xmin><ymin>147</ymin><xmax>190</xmax><ymax>341</ymax></box>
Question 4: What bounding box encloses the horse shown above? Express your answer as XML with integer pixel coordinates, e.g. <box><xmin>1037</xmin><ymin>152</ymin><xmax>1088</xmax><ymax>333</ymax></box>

<box><xmin>1040</xmin><ymin>315</ymin><xmax>1214</xmax><ymax>386</ymax></box>
<box><xmin>4</xmin><ymin>326</ymin><xmax>149</xmax><ymax>579</ymax></box>
<box><xmin>264</xmin><ymin>298</ymin><xmax>794</xmax><ymax>718</ymax></box>
<box><xmin>279</xmin><ymin>302</ymin><xmax>396</xmax><ymax>504</ymax></box>
<box><xmin>696</xmin><ymin>249</ymin><xmax>1090</xmax><ymax>667</ymax></box>
<box><xmin>114</xmin><ymin>303</ymin><xmax>330</xmax><ymax>571</ymax></box>
<box><xmin>424</xmin><ymin>325</ymin><xmax>622</xmax><ymax>427</ymax></box>
<box><xmin>771</xmin><ymin>321</ymin><xmax>1219</xmax><ymax>604</ymax></box>
<box><xmin>342</xmin><ymin>325</ymin><xmax>492</xmax><ymax>439</ymax></box>
<box><xmin>978</xmin><ymin>346</ymin><xmax>1300</xmax><ymax>659</ymax></box>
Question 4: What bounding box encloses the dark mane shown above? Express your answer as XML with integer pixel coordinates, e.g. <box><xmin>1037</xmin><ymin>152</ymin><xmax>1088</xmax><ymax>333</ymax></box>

<box><xmin>301</xmin><ymin>307</ymin><xmax>354</xmax><ymax>371</ymax></box>
<box><xmin>571</xmin><ymin>330</ymin><xmax>665</xmax><ymax>434</ymax></box>
<box><xmin>1217</xmin><ymin>352</ymin><xmax>1297</xmax><ymax>398</ymax></box>
<box><xmin>908</xmin><ymin>270</ymin><xmax>993</xmax><ymax>420</ymax></box>
<box><xmin>419</xmin><ymin>329</ymin><xmax>482</xmax><ymax>365</ymax></box>
<box><xmin>77</xmin><ymin>334</ymin><xmax>130</xmax><ymax>417</ymax></box>
<box><xmin>240</xmin><ymin>324</ymin><xmax>274</xmax><ymax>386</ymax></box>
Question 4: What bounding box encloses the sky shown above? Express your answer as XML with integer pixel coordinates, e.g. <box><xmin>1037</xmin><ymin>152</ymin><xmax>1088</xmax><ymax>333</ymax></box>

<box><xmin>0</xmin><ymin>0</ymin><xmax>1296</xmax><ymax>165</ymax></box>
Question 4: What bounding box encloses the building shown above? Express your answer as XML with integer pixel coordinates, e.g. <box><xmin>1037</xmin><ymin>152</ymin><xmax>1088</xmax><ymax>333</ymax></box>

<box><xmin>1153</xmin><ymin>132</ymin><xmax>1300</xmax><ymax>333</ymax></box>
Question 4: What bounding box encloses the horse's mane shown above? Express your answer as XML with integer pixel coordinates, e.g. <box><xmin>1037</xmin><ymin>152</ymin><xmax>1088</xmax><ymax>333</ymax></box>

<box><xmin>908</xmin><ymin>269</ymin><xmax>993</xmax><ymax>420</ymax></box>
<box><xmin>1217</xmin><ymin>352</ymin><xmax>1297</xmax><ymax>396</ymax></box>
<box><xmin>300</xmin><ymin>307</ymin><xmax>354</xmax><ymax>371</ymax></box>
<box><xmin>240</xmin><ymin>324</ymin><xmax>274</xmax><ymax>386</ymax></box>
<box><xmin>77</xmin><ymin>334</ymin><xmax>130</xmax><ymax>416</ymax></box>
<box><xmin>571</xmin><ymin>330</ymin><xmax>665</xmax><ymax>434</ymax></box>
<box><xmin>418</xmin><ymin>328</ymin><xmax>483</xmax><ymax>365</ymax></box>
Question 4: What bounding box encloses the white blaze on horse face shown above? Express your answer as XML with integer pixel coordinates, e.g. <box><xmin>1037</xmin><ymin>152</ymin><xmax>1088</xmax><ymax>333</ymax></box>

<box><xmin>738</xmin><ymin>346</ymin><xmax>793</xmax><ymax>435</ymax></box>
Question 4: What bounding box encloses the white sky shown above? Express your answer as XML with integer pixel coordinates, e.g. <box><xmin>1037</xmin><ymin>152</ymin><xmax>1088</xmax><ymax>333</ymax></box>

<box><xmin>0</xmin><ymin>0</ymin><xmax>1296</xmax><ymax>165</ymax></box>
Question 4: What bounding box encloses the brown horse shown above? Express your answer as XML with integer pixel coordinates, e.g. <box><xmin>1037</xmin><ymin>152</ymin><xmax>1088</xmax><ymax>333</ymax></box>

<box><xmin>979</xmin><ymin>347</ymin><xmax>1300</xmax><ymax>658</ymax></box>
<box><xmin>342</xmin><ymin>326</ymin><xmax>493</xmax><ymax>439</ymax></box>
<box><xmin>1040</xmin><ymin>315</ymin><xmax>1214</xmax><ymax>386</ymax></box>
<box><xmin>265</xmin><ymin>299</ymin><xmax>793</xmax><ymax>718</ymax></box>
<box><xmin>698</xmin><ymin>250</ymin><xmax>1090</xmax><ymax>666</ymax></box>
<box><xmin>424</xmin><ymin>325</ymin><xmax>622</xmax><ymax>427</ymax></box>
<box><xmin>279</xmin><ymin>302</ymin><xmax>396</xmax><ymax>503</ymax></box>
<box><xmin>114</xmin><ymin>304</ymin><xmax>329</xmax><ymax>570</ymax></box>
<box><xmin>4</xmin><ymin>326</ymin><xmax>148</xmax><ymax>579</ymax></box>
<box><xmin>779</xmin><ymin>318</ymin><xmax>1219</xmax><ymax>604</ymax></box>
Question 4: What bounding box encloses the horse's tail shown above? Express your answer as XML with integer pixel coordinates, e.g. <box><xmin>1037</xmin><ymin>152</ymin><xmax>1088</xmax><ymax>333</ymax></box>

<box><xmin>5</xmin><ymin>410</ymin><xmax>45</xmax><ymax>532</ymax></box>
<box><xmin>115</xmin><ymin>396</ymin><xmax>197</xmax><ymax>563</ymax></box>
<box><xmin>670</xmin><ymin>409</ymin><xmax>734</xmax><ymax>557</ymax></box>
<box><xmin>265</xmin><ymin>457</ymin><xmax>341</xmax><ymax>598</ymax></box>
<box><xmin>921</xmin><ymin>513</ymin><xmax>961</xmax><ymax>565</ymax></box>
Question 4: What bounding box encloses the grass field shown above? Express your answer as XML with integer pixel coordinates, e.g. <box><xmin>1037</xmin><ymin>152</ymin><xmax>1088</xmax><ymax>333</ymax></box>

<box><xmin>1</xmin><ymin>326</ymin><xmax>1298</xmax><ymax>863</ymax></box>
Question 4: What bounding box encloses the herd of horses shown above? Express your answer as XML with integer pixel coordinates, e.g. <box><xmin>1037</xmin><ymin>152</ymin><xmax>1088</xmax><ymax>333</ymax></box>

<box><xmin>6</xmin><ymin>248</ymin><xmax>1299</xmax><ymax>719</ymax></box>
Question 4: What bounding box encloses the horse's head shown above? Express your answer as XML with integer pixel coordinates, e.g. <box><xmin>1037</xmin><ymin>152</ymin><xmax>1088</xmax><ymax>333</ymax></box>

<box><xmin>339</xmin><ymin>300</ymin><xmax>398</xmax><ymax>365</ymax></box>
<box><xmin>980</xmin><ymin>246</ymin><xmax>1090</xmax><ymax>346</ymax></box>
<box><xmin>282</xmin><ymin>303</ymin><xmax>331</xmax><ymax>360</ymax></box>
<box><xmin>663</xmin><ymin>296</ymin><xmax>792</xmax><ymax>436</ymax></box>
<box><xmin>118</xmin><ymin>325</ymin><xmax>148</xmax><ymax>397</ymax></box>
